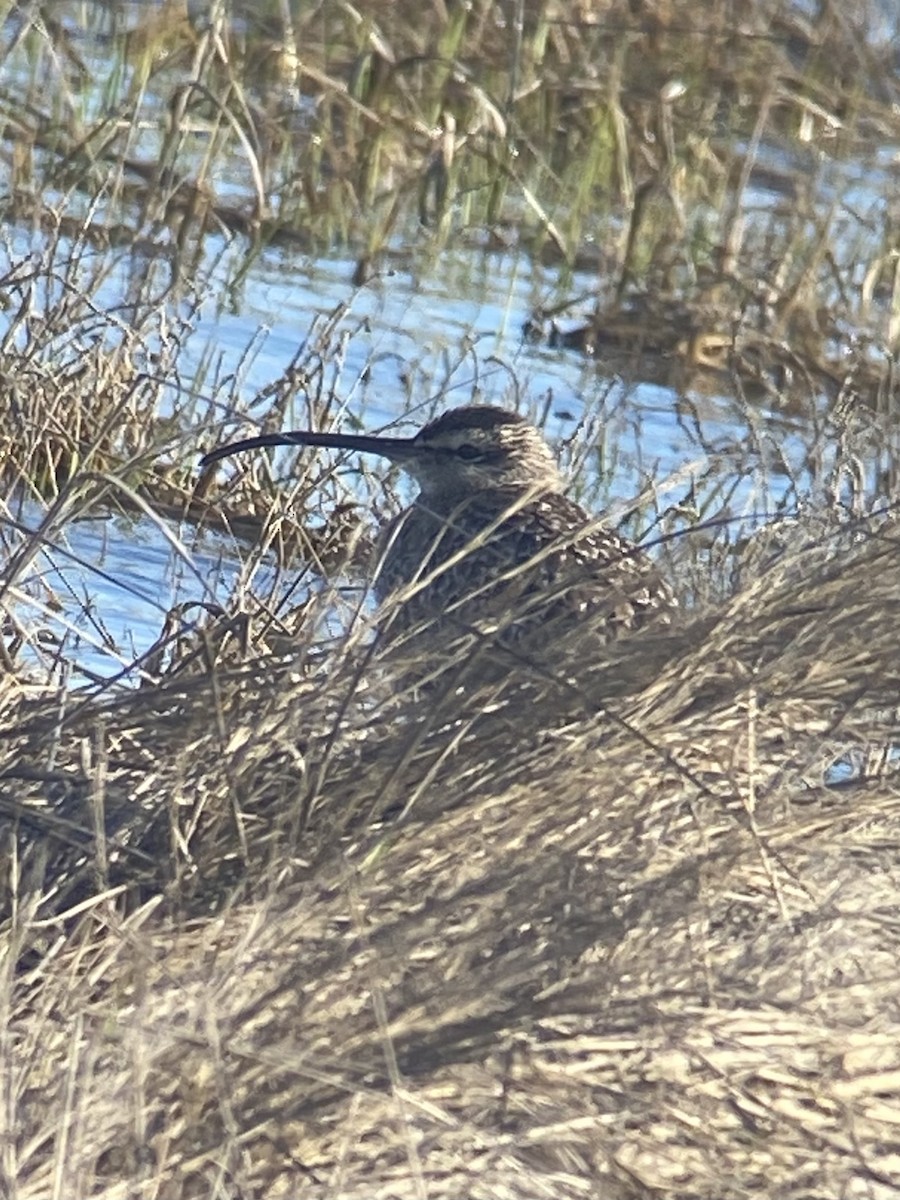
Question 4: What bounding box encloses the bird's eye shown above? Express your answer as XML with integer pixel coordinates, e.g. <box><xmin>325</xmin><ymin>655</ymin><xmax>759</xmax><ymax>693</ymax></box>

<box><xmin>456</xmin><ymin>443</ymin><xmax>483</xmax><ymax>460</ymax></box>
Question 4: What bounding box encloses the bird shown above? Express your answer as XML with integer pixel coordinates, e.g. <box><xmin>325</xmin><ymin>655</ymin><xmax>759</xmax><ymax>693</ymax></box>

<box><xmin>200</xmin><ymin>406</ymin><xmax>675</xmax><ymax>665</ymax></box>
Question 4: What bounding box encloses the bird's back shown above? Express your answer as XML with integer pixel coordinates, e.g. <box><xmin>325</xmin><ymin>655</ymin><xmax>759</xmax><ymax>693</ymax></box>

<box><xmin>374</xmin><ymin>489</ymin><xmax>674</xmax><ymax>650</ymax></box>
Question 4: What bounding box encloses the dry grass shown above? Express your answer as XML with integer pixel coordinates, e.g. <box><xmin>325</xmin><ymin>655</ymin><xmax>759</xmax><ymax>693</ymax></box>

<box><xmin>1</xmin><ymin>2</ymin><xmax>900</xmax><ymax>1196</ymax></box>
<box><xmin>2</xmin><ymin>505</ymin><xmax>900</xmax><ymax>1198</ymax></box>
<box><xmin>3</xmin><ymin>0</ymin><xmax>899</xmax><ymax>311</ymax></box>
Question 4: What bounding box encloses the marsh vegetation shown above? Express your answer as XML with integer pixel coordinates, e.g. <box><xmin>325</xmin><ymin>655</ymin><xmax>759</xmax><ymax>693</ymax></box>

<box><xmin>2</xmin><ymin>1</ymin><xmax>900</xmax><ymax>1196</ymax></box>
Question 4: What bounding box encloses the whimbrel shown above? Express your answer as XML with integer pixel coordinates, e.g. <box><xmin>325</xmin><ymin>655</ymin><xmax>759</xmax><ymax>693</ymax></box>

<box><xmin>201</xmin><ymin>406</ymin><xmax>674</xmax><ymax>658</ymax></box>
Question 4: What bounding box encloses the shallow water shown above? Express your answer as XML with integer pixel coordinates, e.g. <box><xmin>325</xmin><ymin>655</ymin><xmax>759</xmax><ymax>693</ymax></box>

<box><xmin>3</xmin><ymin>236</ymin><xmax>833</xmax><ymax>687</ymax></box>
<box><xmin>5</xmin><ymin>1</ymin><xmax>895</xmax><ymax>686</ymax></box>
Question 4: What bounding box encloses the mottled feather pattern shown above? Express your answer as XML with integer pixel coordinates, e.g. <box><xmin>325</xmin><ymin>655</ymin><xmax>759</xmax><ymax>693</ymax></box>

<box><xmin>376</xmin><ymin>489</ymin><xmax>673</xmax><ymax>645</ymax></box>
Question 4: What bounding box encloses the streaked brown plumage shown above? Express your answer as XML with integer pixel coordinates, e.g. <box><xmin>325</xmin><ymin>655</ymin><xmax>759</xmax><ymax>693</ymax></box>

<box><xmin>201</xmin><ymin>406</ymin><xmax>675</xmax><ymax>655</ymax></box>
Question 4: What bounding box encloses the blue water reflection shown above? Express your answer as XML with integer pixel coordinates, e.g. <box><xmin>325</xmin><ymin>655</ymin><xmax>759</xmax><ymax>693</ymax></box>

<box><xmin>1</xmin><ymin>241</ymin><xmax>823</xmax><ymax>686</ymax></box>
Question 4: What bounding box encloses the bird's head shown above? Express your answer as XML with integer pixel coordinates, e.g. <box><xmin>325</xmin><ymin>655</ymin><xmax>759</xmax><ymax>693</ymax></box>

<box><xmin>200</xmin><ymin>405</ymin><xmax>563</xmax><ymax>502</ymax></box>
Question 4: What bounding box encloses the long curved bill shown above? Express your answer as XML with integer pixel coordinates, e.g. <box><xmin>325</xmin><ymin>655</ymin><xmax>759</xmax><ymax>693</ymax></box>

<box><xmin>200</xmin><ymin>429</ymin><xmax>419</xmax><ymax>469</ymax></box>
